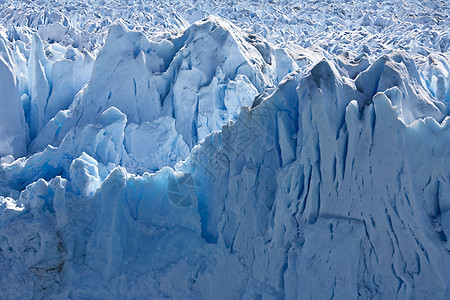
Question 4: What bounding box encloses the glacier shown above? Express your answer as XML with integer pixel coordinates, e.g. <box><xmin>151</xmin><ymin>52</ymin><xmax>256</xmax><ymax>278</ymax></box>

<box><xmin>0</xmin><ymin>0</ymin><xmax>449</xmax><ymax>299</ymax></box>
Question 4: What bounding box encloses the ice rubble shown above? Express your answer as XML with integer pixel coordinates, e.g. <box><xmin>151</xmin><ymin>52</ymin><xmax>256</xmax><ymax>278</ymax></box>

<box><xmin>1</xmin><ymin>0</ymin><xmax>449</xmax><ymax>55</ymax></box>
<box><xmin>0</xmin><ymin>0</ymin><xmax>450</xmax><ymax>299</ymax></box>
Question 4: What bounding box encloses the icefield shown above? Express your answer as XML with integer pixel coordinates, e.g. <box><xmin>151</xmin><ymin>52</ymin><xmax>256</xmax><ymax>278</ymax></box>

<box><xmin>0</xmin><ymin>0</ymin><xmax>449</xmax><ymax>298</ymax></box>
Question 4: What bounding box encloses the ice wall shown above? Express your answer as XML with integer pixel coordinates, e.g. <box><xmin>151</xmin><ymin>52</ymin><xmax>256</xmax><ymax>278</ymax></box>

<box><xmin>1</xmin><ymin>49</ymin><xmax>449</xmax><ymax>298</ymax></box>
<box><xmin>0</xmin><ymin>30</ymin><xmax>27</xmax><ymax>158</ymax></box>
<box><xmin>0</xmin><ymin>1</ymin><xmax>449</xmax><ymax>298</ymax></box>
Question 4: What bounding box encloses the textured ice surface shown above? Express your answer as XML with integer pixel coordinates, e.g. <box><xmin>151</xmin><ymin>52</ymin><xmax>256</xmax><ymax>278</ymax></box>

<box><xmin>0</xmin><ymin>29</ymin><xmax>27</xmax><ymax>158</ymax></box>
<box><xmin>0</xmin><ymin>0</ymin><xmax>450</xmax><ymax>299</ymax></box>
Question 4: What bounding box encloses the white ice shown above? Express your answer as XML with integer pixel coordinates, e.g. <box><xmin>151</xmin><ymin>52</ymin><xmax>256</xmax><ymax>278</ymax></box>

<box><xmin>0</xmin><ymin>0</ymin><xmax>449</xmax><ymax>298</ymax></box>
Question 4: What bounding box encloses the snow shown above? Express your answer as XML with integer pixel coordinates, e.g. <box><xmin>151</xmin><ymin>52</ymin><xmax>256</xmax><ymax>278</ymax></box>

<box><xmin>0</xmin><ymin>0</ymin><xmax>449</xmax><ymax>298</ymax></box>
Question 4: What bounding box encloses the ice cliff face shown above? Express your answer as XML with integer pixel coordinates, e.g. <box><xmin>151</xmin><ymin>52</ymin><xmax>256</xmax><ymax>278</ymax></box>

<box><xmin>181</xmin><ymin>56</ymin><xmax>450</xmax><ymax>298</ymax></box>
<box><xmin>0</xmin><ymin>0</ymin><xmax>450</xmax><ymax>299</ymax></box>
<box><xmin>0</xmin><ymin>29</ymin><xmax>28</xmax><ymax>158</ymax></box>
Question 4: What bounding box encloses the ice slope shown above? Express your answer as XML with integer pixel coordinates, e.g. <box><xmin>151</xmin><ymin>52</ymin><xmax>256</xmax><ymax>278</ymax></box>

<box><xmin>0</xmin><ymin>0</ymin><xmax>449</xmax><ymax>299</ymax></box>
